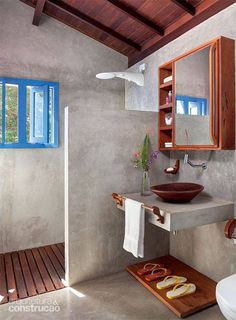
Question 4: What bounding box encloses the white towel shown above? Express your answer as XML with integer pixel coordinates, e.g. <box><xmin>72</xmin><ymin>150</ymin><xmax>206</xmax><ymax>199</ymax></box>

<box><xmin>123</xmin><ymin>198</ymin><xmax>145</xmax><ymax>258</ymax></box>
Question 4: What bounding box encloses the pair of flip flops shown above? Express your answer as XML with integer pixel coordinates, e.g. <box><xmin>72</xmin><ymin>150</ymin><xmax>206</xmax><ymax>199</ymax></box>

<box><xmin>157</xmin><ymin>275</ymin><xmax>196</xmax><ymax>299</ymax></box>
<box><xmin>137</xmin><ymin>263</ymin><xmax>172</xmax><ymax>282</ymax></box>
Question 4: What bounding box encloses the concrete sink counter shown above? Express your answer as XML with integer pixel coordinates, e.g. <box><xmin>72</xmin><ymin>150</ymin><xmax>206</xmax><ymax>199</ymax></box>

<box><xmin>116</xmin><ymin>192</ymin><xmax>234</xmax><ymax>232</ymax></box>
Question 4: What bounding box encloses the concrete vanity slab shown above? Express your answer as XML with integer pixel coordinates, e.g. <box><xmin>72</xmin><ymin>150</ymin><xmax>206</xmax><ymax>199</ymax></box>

<box><xmin>117</xmin><ymin>193</ymin><xmax>234</xmax><ymax>232</ymax></box>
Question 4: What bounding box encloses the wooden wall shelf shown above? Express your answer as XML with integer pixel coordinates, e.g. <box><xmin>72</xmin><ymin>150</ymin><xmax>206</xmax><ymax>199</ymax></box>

<box><xmin>160</xmin><ymin>81</ymin><xmax>172</xmax><ymax>90</ymax></box>
<box><xmin>160</xmin><ymin>126</ymin><xmax>172</xmax><ymax>131</ymax></box>
<box><xmin>127</xmin><ymin>255</ymin><xmax>217</xmax><ymax>318</ymax></box>
<box><xmin>159</xmin><ymin>103</ymin><xmax>172</xmax><ymax>111</ymax></box>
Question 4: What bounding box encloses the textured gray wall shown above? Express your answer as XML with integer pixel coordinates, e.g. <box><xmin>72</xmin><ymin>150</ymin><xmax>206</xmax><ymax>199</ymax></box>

<box><xmin>67</xmin><ymin>107</ymin><xmax>170</xmax><ymax>285</ymax></box>
<box><xmin>126</xmin><ymin>3</ymin><xmax>236</xmax><ymax>282</ymax></box>
<box><xmin>0</xmin><ymin>0</ymin><xmax>169</xmax><ymax>279</ymax></box>
<box><xmin>0</xmin><ymin>0</ymin><xmax>66</xmax><ymax>251</ymax></box>
<box><xmin>1</xmin><ymin>1</ymin><xmax>168</xmax><ymax>256</ymax></box>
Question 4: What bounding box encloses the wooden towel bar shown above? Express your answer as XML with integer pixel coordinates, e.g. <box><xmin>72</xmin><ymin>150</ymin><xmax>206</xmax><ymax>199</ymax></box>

<box><xmin>112</xmin><ymin>192</ymin><xmax>164</xmax><ymax>224</ymax></box>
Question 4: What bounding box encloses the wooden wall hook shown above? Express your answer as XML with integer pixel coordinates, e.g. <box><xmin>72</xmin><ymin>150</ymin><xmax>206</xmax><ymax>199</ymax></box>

<box><xmin>164</xmin><ymin>160</ymin><xmax>180</xmax><ymax>174</ymax></box>
<box><xmin>224</xmin><ymin>219</ymin><xmax>236</xmax><ymax>239</ymax></box>
<box><xmin>112</xmin><ymin>192</ymin><xmax>123</xmax><ymax>206</ymax></box>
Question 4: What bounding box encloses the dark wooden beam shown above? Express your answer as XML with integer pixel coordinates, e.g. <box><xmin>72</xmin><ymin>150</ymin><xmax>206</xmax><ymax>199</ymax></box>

<box><xmin>32</xmin><ymin>0</ymin><xmax>46</xmax><ymax>25</ymax></box>
<box><xmin>106</xmin><ymin>0</ymin><xmax>164</xmax><ymax>36</ymax></box>
<box><xmin>170</xmin><ymin>0</ymin><xmax>196</xmax><ymax>15</ymax></box>
<box><xmin>47</xmin><ymin>0</ymin><xmax>141</xmax><ymax>51</ymax></box>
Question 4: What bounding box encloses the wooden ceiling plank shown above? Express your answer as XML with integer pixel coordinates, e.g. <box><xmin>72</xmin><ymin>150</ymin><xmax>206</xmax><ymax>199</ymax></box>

<box><xmin>47</xmin><ymin>0</ymin><xmax>141</xmax><ymax>51</ymax></box>
<box><xmin>129</xmin><ymin>0</ymin><xmax>235</xmax><ymax>66</ymax></box>
<box><xmin>106</xmin><ymin>0</ymin><xmax>164</xmax><ymax>36</ymax></box>
<box><xmin>32</xmin><ymin>0</ymin><xmax>46</xmax><ymax>26</ymax></box>
<box><xmin>170</xmin><ymin>0</ymin><xmax>196</xmax><ymax>15</ymax></box>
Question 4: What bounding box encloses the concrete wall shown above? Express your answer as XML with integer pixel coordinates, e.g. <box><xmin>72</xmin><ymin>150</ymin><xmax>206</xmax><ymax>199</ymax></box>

<box><xmin>3</xmin><ymin>0</ymin><xmax>235</xmax><ymax>286</ymax></box>
<box><xmin>0</xmin><ymin>0</ymin><xmax>170</xmax><ymax>282</ymax></box>
<box><xmin>126</xmin><ymin>3</ymin><xmax>236</xmax><ymax>282</ymax></box>
<box><xmin>0</xmin><ymin>0</ymin><xmax>129</xmax><ymax>253</ymax></box>
<box><xmin>0</xmin><ymin>0</ymin><xmax>66</xmax><ymax>252</ymax></box>
<box><xmin>66</xmin><ymin>107</ymin><xmax>170</xmax><ymax>286</ymax></box>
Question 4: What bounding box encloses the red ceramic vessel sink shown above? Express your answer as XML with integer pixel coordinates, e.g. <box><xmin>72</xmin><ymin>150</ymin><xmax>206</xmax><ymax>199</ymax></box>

<box><xmin>151</xmin><ymin>183</ymin><xmax>204</xmax><ymax>203</ymax></box>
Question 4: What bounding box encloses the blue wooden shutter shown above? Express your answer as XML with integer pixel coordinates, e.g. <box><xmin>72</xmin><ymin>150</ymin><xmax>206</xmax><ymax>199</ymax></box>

<box><xmin>30</xmin><ymin>85</ymin><xmax>49</xmax><ymax>143</ymax></box>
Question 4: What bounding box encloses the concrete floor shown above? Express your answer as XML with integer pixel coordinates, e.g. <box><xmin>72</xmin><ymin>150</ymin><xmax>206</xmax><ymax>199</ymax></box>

<box><xmin>0</xmin><ymin>272</ymin><xmax>224</xmax><ymax>320</ymax></box>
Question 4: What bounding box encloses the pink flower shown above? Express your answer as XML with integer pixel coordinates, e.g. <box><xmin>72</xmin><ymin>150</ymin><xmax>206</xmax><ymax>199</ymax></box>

<box><xmin>134</xmin><ymin>152</ymin><xmax>140</xmax><ymax>158</ymax></box>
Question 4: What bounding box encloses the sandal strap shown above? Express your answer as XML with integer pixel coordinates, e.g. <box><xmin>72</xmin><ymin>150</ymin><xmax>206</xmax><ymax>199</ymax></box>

<box><xmin>143</xmin><ymin>263</ymin><xmax>158</xmax><ymax>269</ymax></box>
<box><xmin>173</xmin><ymin>283</ymin><xmax>191</xmax><ymax>293</ymax></box>
<box><xmin>151</xmin><ymin>267</ymin><xmax>167</xmax><ymax>275</ymax></box>
<box><xmin>163</xmin><ymin>275</ymin><xmax>181</xmax><ymax>283</ymax></box>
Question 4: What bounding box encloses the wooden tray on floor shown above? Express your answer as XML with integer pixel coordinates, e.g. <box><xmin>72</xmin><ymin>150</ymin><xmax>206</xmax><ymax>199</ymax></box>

<box><xmin>127</xmin><ymin>255</ymin><xmax>216</xmax><ymax>318</ymax></box>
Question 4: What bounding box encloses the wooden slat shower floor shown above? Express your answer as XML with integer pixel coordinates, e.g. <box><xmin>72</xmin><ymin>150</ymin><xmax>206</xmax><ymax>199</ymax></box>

<box><xmin>0</xmin><ymin>243</ymin><xmax>65</xmax><ymax>304</ymax></box>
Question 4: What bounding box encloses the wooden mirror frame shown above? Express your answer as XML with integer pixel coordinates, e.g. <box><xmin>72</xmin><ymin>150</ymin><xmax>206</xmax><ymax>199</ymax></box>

<box><xmin>158</xmin><ymin>36</ymin><xmax>235</xmax><ymax>151</ymax></box>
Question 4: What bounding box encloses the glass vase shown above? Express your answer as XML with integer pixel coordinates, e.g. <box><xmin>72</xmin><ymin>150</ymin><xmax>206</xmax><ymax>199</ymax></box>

<box><xmin>141</xmin><ymin>170</ymin><xmax>151</xmax><ymax>196</ymax></box>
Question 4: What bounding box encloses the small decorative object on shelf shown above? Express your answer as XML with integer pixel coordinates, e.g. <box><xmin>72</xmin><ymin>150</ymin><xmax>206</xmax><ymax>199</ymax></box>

<box><xmin>165</xmin><ymin>113</ymin><xmax>172</xmax><ymax>126</ymax></box>
<box><xmin>131</xmin><ymin>131</ymin><xmax>159</xmax><ymax>196</ymax></box>
<box><xmin>165</xmin><ymin>90</ymin><xmax>172</xmax><ymax>104</ymax></box>
<box><xmin>165</xmin><ymin>142</ymin><xmax>173</xmax><ymax>148</ymax></box>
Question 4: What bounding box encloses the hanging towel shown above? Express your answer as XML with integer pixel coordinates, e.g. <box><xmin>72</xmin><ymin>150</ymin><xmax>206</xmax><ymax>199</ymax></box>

<box><xmin>123</xmin><ymin>198</ymin><xmax>145</xmax><ymax>258</ymax></box>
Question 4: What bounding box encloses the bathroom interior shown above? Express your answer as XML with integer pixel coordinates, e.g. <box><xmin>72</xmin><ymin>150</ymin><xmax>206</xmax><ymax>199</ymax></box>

<box><xmin>0</xmin><ymin>0</ymin><xmax>236</xmax><ymax>319</ymax></box>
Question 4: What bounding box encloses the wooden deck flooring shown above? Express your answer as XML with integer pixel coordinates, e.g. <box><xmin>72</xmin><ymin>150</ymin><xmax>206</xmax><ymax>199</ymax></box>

<box><xmin>0</xmin><ymin>243</ymin><xmax>65</xmax><ymax>304</ymax></box>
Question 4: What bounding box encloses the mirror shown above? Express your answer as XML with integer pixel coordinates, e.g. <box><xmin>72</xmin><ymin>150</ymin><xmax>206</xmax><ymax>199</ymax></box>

<box><xmin>175</xmin><ymin>45</ymin><xmax>215</xmax><ymax>146</ymax></box>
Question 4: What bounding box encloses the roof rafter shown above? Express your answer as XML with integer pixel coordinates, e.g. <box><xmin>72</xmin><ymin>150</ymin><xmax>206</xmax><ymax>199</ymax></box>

<box><xmin>48</xmin><ymin>0</ymin><xmax>141</xmax><ymax>51</ymax></box>
<box><xmin>106</xmin><ymin>0</ymin><xmax>164</xmax><ymax>36</ymax></box>
<box><xmin>170</xmin><ymin>0</ymin><xmax>196</xmax><ymax>15</ymax></box>
<box><xmin>32</xmin><ymin>0</ymin><xmax>46</xmax><ymax>25</ymax></box>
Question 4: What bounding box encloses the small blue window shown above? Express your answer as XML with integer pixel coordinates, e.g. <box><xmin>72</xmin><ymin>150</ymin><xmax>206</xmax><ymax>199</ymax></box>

<box><xmin>0</xmin><ymin>77</ymin><xmax>59</xmax><ymax>148</ymax></box>
<box><xmin>175</xmin><ymin>95</ymin><xmax>208</xmax><ymax>116</ymax></box>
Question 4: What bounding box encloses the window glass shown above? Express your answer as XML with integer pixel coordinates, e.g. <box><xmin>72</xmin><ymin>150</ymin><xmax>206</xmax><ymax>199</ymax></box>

<box><xmin>27</xmin><ymin>85</ymin><xmax>48</xmax><ymax>144</ymax></box>
<box><xmin>5</xmin><ymin>84</ymin><xmax>18</xmax><ymax>143</ymax></box>
<box><xmin>188</xmin><ymin>101</ymin><xmax>199</xmax><ymax>115</ymax></box>
<box><xmin>49</xmin><ymin>87</ymin><xmax>54</xmax><ymax>144</ymax></box>
<box><xmin>176</xmin><ymin>99</ymin><xmax>185</xmax><ymax>114</ymax></box>
<box><xmin>34</xmin><ymin>90</ymin><xmax>44</xmax><ymax>138</ymax></box>
<box><xmin>0</xmin><ymin>83</ymin><xmax>2</xmax><ymax>143</ymax></box>
<box><xmin>26</xmin><ymin>86</ymin><xmax>31</xmax><ymax>142</ymax></box>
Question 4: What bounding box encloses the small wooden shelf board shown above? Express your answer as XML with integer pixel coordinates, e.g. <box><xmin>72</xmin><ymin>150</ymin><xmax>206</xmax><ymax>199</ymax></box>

<box><xmin>160</xmin><ymin>125</ymin><xmax>172</xmax><ymax>131</ymax></box>
<box><xmin>159</xmin><ymin>102</ymin><xmax>172</xmax><ymax>111</ymax></box>
<box><xmin>160</xmin><ymin>80</ymin><xmax>172</xmax><ymax>90</ymax></box>
<box><xmin>127</xmin><ymin>255</ymin><xmax>217</xmax><ymax>318</ymax></box>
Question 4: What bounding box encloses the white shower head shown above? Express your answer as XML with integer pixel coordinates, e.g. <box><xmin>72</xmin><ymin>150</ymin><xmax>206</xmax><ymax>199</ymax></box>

<box><xmin>96</xmin><ymin>72</ymin><xmax>116</xmax><ymax>80</ymax></box>
<box><xmin>96</xmin><ymin>70</ymin><xmax>144</xmax><ymax>86</ymax></box>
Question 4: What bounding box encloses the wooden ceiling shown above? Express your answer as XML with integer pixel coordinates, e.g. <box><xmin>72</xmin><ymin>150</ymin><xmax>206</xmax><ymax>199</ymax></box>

<box><xmin>20</xmin><ymin>0</ymin><xmax>235</xmax><ymax>66</ymax></box>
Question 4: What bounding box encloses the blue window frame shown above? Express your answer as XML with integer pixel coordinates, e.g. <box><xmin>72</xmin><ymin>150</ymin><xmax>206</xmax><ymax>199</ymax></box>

<box><xmin>0</xmin><ymin>77</ymin><xmax>59</xmax><ymax>148</ymax></box>
<box><xmin>175</xmin><ymin>95</ymin><xmax>208</xmax><ymax>116</ymax></box>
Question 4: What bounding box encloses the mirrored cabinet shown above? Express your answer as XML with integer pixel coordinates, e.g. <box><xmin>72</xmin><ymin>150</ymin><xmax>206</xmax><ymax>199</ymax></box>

<box><xmin>158</xmin><ymin>36</ymin><xmax>235</xmax><ymax>150</ymax></box>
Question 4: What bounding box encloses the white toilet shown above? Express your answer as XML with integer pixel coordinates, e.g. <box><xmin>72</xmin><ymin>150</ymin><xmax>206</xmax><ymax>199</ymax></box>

<box><xmin>216</xmin><ymin>273</ymin><xmax>236</xmax><ymax>320</ymax></box>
